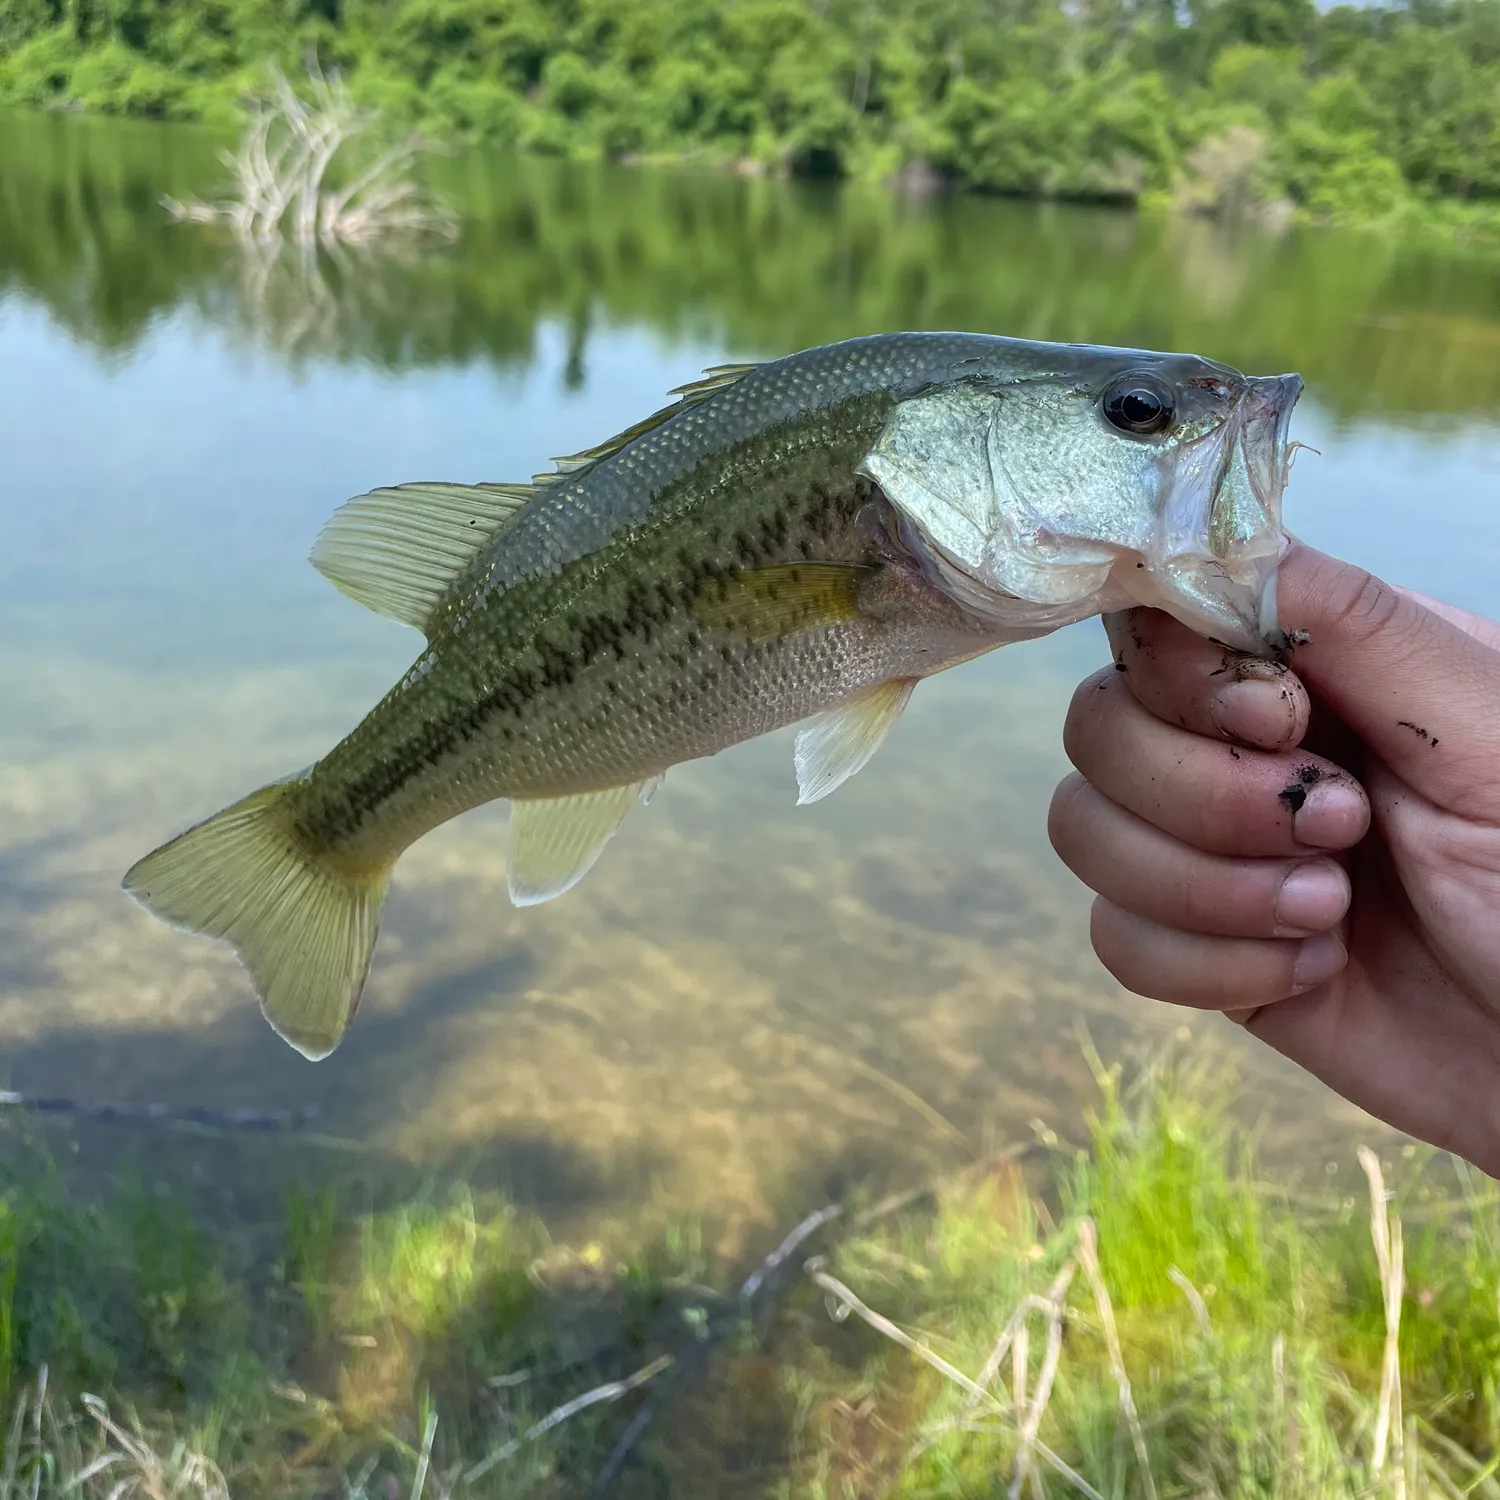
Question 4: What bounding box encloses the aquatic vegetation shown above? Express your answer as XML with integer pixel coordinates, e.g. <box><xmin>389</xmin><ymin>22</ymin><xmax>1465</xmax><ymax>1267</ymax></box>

<box><xmin>2</xmin><ymin>1052</ymin><xmax>1498</xmax><ymax>1496</ymax></box>
<box><xmin>2</xmin><ymin>0</ymin><xmax>1499</xmax><ymax>234</ymax></box>
<box><xmin>768</xmin><ymin>1050</ymin><xmax>1500</xmax><ymax>1498</ymax></box>
<box><xmin>162</xmin><ymin>66</ymin><xmax>456</xmax><ymax>247</ymax></box>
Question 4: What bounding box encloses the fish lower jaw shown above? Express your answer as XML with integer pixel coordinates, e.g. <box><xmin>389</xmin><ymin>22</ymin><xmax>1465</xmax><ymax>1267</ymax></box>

<box><xmin>1115</xmin><ymin>554</ymin><xmax>1284</xmax><ymax>657</ymax></box>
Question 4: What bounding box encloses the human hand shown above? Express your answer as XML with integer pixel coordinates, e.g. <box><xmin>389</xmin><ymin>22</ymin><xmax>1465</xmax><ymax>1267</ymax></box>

<box><xmin>1048</xmin><ymin>543</ymin><xmax>1500</xmax><ymax>1173</ymax></box>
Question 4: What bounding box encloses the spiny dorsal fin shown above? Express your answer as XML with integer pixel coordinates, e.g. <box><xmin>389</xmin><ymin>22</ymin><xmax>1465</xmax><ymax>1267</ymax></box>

<box><xmin>532</xmin><ymin>362</ymin><xmax>761</xmax><ymax>487</ymax></box>
<box><xmin>310</xmin><ymin>480</ymin><xmax>537</xmax><ymax>634</ymax></box>
<box><xmin>507</xmin><ymin>782</ymin><xmax>650</xmax><ymax>906</ymax></box>
<box><xmin>794</xmin><ymin>678</ymin><xmax>918</xmax><ymax>805</ymax></box>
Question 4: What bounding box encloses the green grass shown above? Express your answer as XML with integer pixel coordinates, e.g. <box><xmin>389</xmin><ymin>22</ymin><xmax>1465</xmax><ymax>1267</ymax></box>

<box><xmin>0</xmin><ymin>1133</ymin><xmax>712</xmax><ymax>1497</ymax></box>
<box><xmin>769</xmin><ymin>1047</ymin><xmax>1500</xmax><ymax>1498</ymax></box>
<box><xmin>3</xmin><ymin>1051</ymin><xmax>1499</xmax><ymax>1497</ymax></box>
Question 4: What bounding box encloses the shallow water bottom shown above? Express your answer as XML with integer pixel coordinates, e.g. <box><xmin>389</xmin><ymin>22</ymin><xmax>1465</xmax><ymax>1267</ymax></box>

<box><xmin>2</xmin><ymin>621</ymin><xmax>1391</xmax><ymax>1269</ymax></box>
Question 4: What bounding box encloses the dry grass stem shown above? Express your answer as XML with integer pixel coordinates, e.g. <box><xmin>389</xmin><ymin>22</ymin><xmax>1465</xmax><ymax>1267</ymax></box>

<box><xmin>1166</xmin><ymin>1264</ymin><xmax>1213</xmax><ymax>1338</ymax></box>
<box><xmin>1358</xmin><ymin>1146</ymin><xmax>1406</xmax><ymax>1496</ymax></box>
<box><xmin>1011</xmin><ymin>1320</ymin><xmax>1028</xmax><ymax>1424</ymax></box>
<box><xmin>1076</xmin><ymin>1218</ymin><xmax>1158</xmax><ymax>1500</ymax></box>
<box><xmin>76</xmin><ymin>1393</ymin><xmax>230</xmax><ymax>1499</ymax></box>
<box><xmin>1009</xmin><ymin>1263</ymin><xmax>1075</xmax><ymax>1500</ymax></box>
<box><xmin>462</xmin><ymin>1354</ymin><xmax>673</xmax><ymax>1485</ymax></box>
<box><xmin>967</xmin><ymin>1265</ymin><xmax>1077</xmax><ymax>1417</ymax></box>
<box><xmin>806</xmin><ymin>1259</ymin><xmax>1105</xmax><ymax>1500</ymax></box>
<box><xmin>807</xmin><ymin>1040</ymin><xmax>968</xmax><ymax>1147</ymax></box>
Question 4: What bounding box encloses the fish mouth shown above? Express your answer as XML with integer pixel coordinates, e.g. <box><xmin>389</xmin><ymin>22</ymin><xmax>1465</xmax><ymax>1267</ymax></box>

<box><xmin>1240</xmin><ymin>373</ymin><xmax>1304</xmax><ymax>516</ymax></box>
<box><xmin>1103</xmin><ymin>370</ymin><xmax>1304</xmax><ymax>657</ymax></box>
<box><xmin>1237</xmin><ymin>372</ymin><xmax>1303</xmax><ymax>654</ymax></box>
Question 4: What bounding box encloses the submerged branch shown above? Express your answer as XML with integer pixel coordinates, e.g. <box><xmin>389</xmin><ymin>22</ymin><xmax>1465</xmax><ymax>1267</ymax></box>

<box><xmin>163</xmin><ymin>62</ymin><xmax>456</xmax><ymax>248</ymax></box>
<box><xmin>463</xmin><ymin>1355</ymin><xmax>673</xmax><ymax>1485</ymax></box>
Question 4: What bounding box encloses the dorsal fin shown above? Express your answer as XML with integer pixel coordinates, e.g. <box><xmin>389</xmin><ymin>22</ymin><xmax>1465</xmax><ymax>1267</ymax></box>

<box><xmin>311</xmin><ymin>364</ymin><xmax>761</xmax><ymax>631</ymax></box>
<box><xmin>531</xmin><ymin>362</ymin><xmax>761</xmax><ymax>487</ymax></box>
<box><xmin>310</xmin><ymin>480</ymin><xmax>537</xmax><ymax>634</ymax></box>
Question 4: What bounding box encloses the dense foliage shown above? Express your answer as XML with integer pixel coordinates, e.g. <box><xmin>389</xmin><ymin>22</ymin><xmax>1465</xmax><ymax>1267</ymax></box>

<box><xmin>4</xmin><ymin>108</ymin><xmax>1499</xmax><ymax>423</ymax></box>
<box><xmin>1</xmin><ymin>0</ymin><xmax>1498</xmax><ymax>224</ymax></box>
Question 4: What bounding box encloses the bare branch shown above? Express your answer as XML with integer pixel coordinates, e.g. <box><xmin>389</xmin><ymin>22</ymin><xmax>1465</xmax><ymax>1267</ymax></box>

<box><xmin>164</xmin><ymin>63</ymin><xmax>453</xmax><ymax>248</ymax></box>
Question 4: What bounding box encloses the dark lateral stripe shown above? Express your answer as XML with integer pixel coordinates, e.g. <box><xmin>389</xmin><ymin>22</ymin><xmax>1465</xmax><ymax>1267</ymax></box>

<box><xmin>300</xmin><ymin>476</ymin><xmax>862</xmax><ymax>846</ymax></box>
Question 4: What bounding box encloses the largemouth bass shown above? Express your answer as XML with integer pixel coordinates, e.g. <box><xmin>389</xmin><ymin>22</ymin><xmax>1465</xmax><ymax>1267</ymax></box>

<box><xmin>124</xmin><ymin>332</ymin><xmax>1302</xmax><ymax>1059</ymax></box>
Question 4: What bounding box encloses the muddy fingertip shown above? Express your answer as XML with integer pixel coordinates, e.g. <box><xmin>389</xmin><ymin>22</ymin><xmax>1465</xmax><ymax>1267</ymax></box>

<box><xmin>1209</xmin><ymin>663</ymin><xmax>1307</xmax><ymax>750</ymax></box>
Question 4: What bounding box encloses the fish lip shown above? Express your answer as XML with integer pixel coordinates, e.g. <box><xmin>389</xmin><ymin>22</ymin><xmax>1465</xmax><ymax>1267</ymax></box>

<box><xmin>1243</xmin><ymin>372</ymin><xmax>1303</xmax><ymax>510</ymax></box>
<box><xmin>1242</xmin><ymin>373</ymin><xmax>1303</xmax><ymax>653</ymax></box>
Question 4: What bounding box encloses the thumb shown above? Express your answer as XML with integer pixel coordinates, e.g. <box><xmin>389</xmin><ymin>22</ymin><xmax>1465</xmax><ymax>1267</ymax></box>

<box><xmin>1277</xmin><ymin>543</ymin><xmax>1500</xmax><ymax>818</ymax></box>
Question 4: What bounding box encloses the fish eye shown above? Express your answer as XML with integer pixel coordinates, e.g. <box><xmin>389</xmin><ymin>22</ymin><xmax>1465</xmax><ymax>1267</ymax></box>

<box><xmin>1101</xmin><ymin>375</ymin><xmax>1176</xmax><ymax>437</ymax></box>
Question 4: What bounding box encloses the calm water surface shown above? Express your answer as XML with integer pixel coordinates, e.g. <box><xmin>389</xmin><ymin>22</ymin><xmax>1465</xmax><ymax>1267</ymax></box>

<box><xmin>3</xmin><ymin>110</ymin><xmax>1500</xmax><ymax>1256</ymax></box>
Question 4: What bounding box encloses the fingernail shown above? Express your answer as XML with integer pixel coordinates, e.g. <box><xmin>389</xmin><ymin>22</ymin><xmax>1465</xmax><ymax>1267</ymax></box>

<box><xmin>1292</xmin><ymin>932</ymin><xmax>1346</xmax><ymax>993</ymax></box>
<box><xmin>1293</xmin><ymin>781</ymin><xmax>1368</xmax><ymax>850</ymax></box>
<box><xmin>1210</xmin><ymin>679</ymin><xmax>1296</xmax><ymax>746</ymax></box>
<box><xmin>1275</xmin><ymin>863</ymin><xmax>1350</xmax><ymax>936</ymax></box>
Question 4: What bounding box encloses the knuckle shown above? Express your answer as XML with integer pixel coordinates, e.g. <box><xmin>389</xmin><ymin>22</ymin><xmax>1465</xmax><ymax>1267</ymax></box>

<box><xmin>1062</xmin><ymin>669</ymin><xmax>1119</xmax><ymax>770</ymax></box>
<box><xmin>1046</xmin><ymin>774</ymin><xmax>1091</xmax><ymax>862</ymax></box>
<box><xmin>1318</xmin><ymin>563</ymin><xmax>1403</xmax><ymax>649</ymax></box>
<box><xmin>1191</xmin><ymin>772</ymin><xmax>1259</xmax><ymax>854</ymax></box>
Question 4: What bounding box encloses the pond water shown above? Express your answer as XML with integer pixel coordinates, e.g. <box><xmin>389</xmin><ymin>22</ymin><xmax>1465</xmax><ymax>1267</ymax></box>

<box><xmin>2</xmin><ymin>109</ymin><xmax>1499</xmax><ymax>1260</ymax></box>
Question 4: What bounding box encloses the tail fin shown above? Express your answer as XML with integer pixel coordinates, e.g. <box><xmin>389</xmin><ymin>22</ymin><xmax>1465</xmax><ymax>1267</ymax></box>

<box><xmin>122</xmin><ymin>781</ymin><xmax>392</xmax><ymax>1060</ymax></box>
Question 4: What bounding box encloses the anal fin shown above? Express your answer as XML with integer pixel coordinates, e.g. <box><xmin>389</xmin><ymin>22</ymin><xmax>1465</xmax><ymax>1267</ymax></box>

<box><xmin>794</xmin><ymin>678</ymin><xmax>917</xmax><ymax>805</ymax></box>
<box><xmin>507</xmin><ymin>782</ymin><xmax>650</xmax><ymax>906</ymax></box>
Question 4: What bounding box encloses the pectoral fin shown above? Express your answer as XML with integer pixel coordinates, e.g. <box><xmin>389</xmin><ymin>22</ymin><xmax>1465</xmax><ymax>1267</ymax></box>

<box><xmin>693</xmin><ymin>563</ymin><xmax>869</xmax><ymax>642</ymax></box>
<box><xmin>507</xmin><ymin>783</ymin><xmax>650</xmax><ymax>906</ymax></box>
<box><xmin>794</xmin><ymin>678</ymin><xmax>917</xmax><ymax>805</ymax></box>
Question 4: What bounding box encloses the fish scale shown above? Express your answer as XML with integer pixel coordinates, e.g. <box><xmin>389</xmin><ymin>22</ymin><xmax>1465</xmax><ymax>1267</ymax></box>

<box><xmin>306</xmin><ymin>429</ymin><xmax>982</xmax><ymax>863</ymax></box>
<box><xmin>122</xmin><ymin>331</ymin><xmax>1302</xmax><ymax>1058</ymax></box>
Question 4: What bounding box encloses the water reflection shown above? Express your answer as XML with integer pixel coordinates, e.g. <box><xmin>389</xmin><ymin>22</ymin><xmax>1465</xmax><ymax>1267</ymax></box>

<box><xmin>5</xmin><ymin>108</ymin><xmax>1500</xmax><ymax>420</ymax></box>
<box><xmin>2</xmin><ymin>108</ymin><xmax>1499</xmax><ymax>1257</ymax></box>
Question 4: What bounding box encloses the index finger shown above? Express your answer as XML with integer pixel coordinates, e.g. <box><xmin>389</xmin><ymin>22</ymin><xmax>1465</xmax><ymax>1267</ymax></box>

<box><xmin>1279</xmin><ymin>546</ymin><xmax>1500</xmax><ymax>819</ymax></box>
<box><xmin>1392</xmin><ymin>585</ymin><xmax>1500</xmax><ymax>653</ymax></box>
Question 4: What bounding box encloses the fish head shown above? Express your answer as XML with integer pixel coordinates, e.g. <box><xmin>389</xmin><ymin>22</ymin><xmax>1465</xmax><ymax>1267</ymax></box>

<box><xmin>858</xmin><ymin>345</ymin><xmax>1304</xmax><ymax>655</ymax></box>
